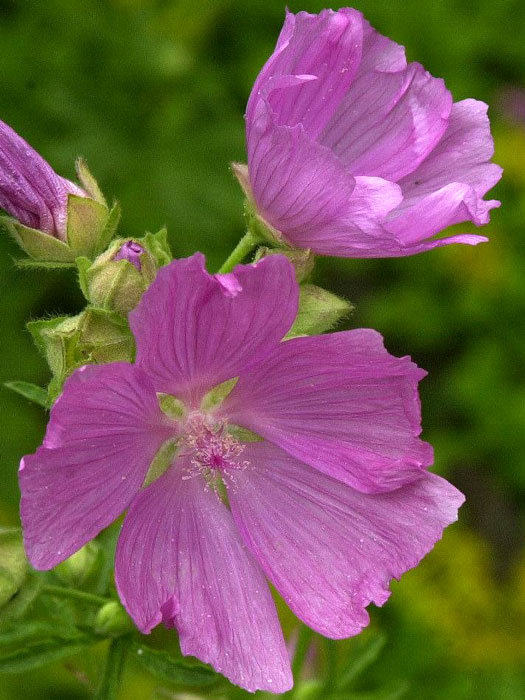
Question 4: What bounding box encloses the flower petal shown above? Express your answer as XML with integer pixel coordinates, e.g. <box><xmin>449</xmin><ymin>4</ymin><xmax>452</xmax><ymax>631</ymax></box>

<box><xmin>321</xmin><ymin>62</ymin><xmax>452</xmax><ymax>181</ymax></box>
<box><xmin>247</xmin><ymin>9</ymin><xmax>364</xmax><ymax>142</ymax></box>
<box><xmin>115</xmin><ymin>463</ymin><xmax>292</xmax><ymax>693</ymax></box>
<box><xmin>387</xmin><ymin>99</ymin><xmax>503</xmax><ymax>249</ymax></box>
<box><xmin>248</xmin><ymin>119</ymin><xmax>403</xmax><ymax>256</ymax></box>
<box><xmin>0</xmin><ymin>119</ymin><xmax>84</xmax><ymax>237</ymax></box>
<box><xmin>226</xmin><ymin>441</ymin><xmax>464</xmax><ymax>638</ymax></box>
<box><xmin>20</xmin><ymin>363</ymin><xmax>173</xmax><ymax>569</ymax></box>
<box><xmin>129</xmin><ymin>254</ymin><xmax>298</xmax><ymax>406</ymax></box>
<box><xmin>220</xmin><ymin>329</ymin><xmax>432</xmax><ymax>493</ymax></box>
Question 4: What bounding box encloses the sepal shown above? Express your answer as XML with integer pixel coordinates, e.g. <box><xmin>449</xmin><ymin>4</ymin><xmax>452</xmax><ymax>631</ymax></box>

<box><xmin>286</xmin><ymin>284</ymin><xmax>353</xmax><ymax>337</ymax></box>
<box><xmin>254</xmin><ymin>246</ymin><xmax>315</xmax><ymax>282</ymax></box>
<box><xmin>27</xmin><ymin>309</ymin><xmax>134</xmax><ymax>403</ymax></box>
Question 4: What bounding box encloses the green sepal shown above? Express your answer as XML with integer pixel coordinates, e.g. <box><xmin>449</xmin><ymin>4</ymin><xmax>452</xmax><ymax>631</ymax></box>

<box><xmin>142</xmin><ymin>227</ymin><xmax>173</xmax><ymax>267</ymax></box>
<box><xmin>130</xmin><ymin>641</ymin><xmax>217</xmax><ymax>686</ymax></box>
<box><xmin>66</xmin><ymin>194</ymin><xmax>111</xmax><ymax>258</ymax></box>
<box><xmin>75</xmin><ymin>157</ymin><xmax>107</xmax><ymax>207</ymax></box>
<box><xmin>94</xmin><ymin>202</ymin><xmax>121</xmax><ymax>254</ymax></box>
<box><xmin>0</xmin><ymin>529</ymin><xmax>27</xmax><ymax>609</ymax></box>
<box><xmin>1</xmin><ymin>216</ymin><xmax>75</xmax><ymax>263</ymax></box>
<box><xmin>3</xmin><ymin>381</ymin><xmax>48</xmax><ymax>408</ymax></box>
<box><xmin>27</xmin><ymin>309</ymin><xmax>134</xmax><ymax>403</ymax></box>
<box><xmin>286</xmin><ymin>284</ymin><xmax>354</xmax><ymax>338</ymax></box>
<box><xmin>13</xmin><ymin>259</ymin><xmax>76</xmax><ymax>270</ymax></box>
<box><xmin>255</xmin><ymin>246</ymin><xmax>315</xmax><ymax>282</ymax></box>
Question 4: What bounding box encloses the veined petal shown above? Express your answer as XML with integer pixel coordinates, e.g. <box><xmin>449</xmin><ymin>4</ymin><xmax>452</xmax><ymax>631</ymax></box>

<box><xmin>247</xmin><ymin>9</ymin><xmax>364</xmax><ymax>141</ymax></box>
<box><xmin>248</xmin><ymin>120</ymin><xmax>403</xmax><ymax>256</ymax></box>
<box><xmin>20</xmin><ymin>363</ymin><xmax>174</xmax><ymax>569</ymax></box>
<box><xmin>322</xmin><ymin>62</ymin><xmax>452</xmax><ymax>181</ymax></box>
<box><xmin>129</xmin><ymin>254</ymin><xmax>298</xmax><ymax>406</ymax></box>
<box><xmin>387</xmin><ymin>99</ymin><xmax>503</xmax><ymax>248</ymax></box>
<box><xmin>115</xmin><ymin>462</ymin><xmax>292</xmax><ymax>693</ymax></box>
<box><xmin>227</xmin><ymin>441</ymin><xmax>464</xmax><ymax>638</ymax></box>
<box><xmin>0</xmin><ymin>119</ymin><xmax>84</xmax><ymax>238</ymax></box>
<box><xmin>220</xmin><ymin>329</ymin><xmax>432</xmax><ymax>493</ymax></box>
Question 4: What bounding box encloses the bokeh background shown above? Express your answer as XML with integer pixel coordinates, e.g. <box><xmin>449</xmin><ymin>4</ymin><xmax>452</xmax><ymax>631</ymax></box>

<box><xmin>0</xmin><ymin>0</ymin><xmax>524</xmax><ymax>698</ymax></box>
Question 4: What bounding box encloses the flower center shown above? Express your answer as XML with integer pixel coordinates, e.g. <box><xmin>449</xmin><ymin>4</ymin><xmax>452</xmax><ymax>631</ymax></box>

<box><xmin>182</xmin><ymin>412</ymin><xmax>246</xmax><ymax>481</ymax></box>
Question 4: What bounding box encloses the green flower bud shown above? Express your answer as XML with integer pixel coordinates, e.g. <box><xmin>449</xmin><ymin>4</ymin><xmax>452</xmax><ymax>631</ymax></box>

<box><xmin>95</xmin><ymin>600</ymin><xmax>134</xmax><ymax>637</ymax></box>
<box><xmin>78</xmin><ymin>232</ymin><xmax>168</xmax><ymax>315</ymax></box>
<box><xmin>0</xmin><ymin>528</ymin><xmax>27</xmax><ymax>608</ymax></box>
<box><xmin>54</xmin><ymin>541</ymin><xmax>101</xmax><ymax>586</ymax></box>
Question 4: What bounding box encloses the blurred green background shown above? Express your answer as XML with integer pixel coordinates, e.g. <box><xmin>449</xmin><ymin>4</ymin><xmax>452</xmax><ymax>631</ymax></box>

<box><xmin>0</xmin><ymin>0</ymin><xmax>524</xmax><ymax>698</ymax></box>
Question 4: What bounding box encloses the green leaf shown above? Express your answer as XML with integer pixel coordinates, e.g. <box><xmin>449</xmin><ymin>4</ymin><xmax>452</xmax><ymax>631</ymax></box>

<box><xmin>131</xmin><ymin>641</ymin><xmax>217</xmax><ymax>686</ymax></box>
<box><xmin>0</xmin><ymin>632</ymin><xmax>95</xmax><ymax>673</ymax></box>
<box><xmin>4</xmin><ymin>381</ymin><xmax>48</xmax><ymax>408</ymax></box>
<box><xmin>0</xmin><ymin>574</ymin><xmax>43</xmax><ymax>625</ymax></box>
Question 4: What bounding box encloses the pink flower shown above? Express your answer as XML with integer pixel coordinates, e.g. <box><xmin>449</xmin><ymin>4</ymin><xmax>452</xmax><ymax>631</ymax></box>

<box><xmin>242</xmin><ymin>8</ymin><xmax>502</xmax><ymax>257</ymax></box>
<box><xmin>20</xmin><ymin>254</ymin><xmax>463</xmax><ymax>692</ymax></box>
<box><xmin>0</xmin><ymin>119</ymin><xmax>85</xmax><ymax>240</ymax></box>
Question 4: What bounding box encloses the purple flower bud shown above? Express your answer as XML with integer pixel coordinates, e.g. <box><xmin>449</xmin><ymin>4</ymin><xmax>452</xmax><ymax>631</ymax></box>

<box><xmin>113</xmin><ymin>240</ymin><xmax>144</xmax><ymax>271</ymax></box>
<box><xmin>243</xmin><ymin>9</ymin><xmax>502</xmax><ymax>258</ymax></box>
<box><xmin>0</xmin><ymin>119</ymin><xmax>86</xmax><ymax>240</ymax></box>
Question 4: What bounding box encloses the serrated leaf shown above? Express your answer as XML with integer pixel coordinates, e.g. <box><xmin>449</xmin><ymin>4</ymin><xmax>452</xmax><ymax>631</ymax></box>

<box><xmin>0</xmin><ymin>632</ymin><xmax>95</xmax><ymax>673</ymax></box>
<box><xmin>4</xmin><ymin>381</ymin><xmax>48</xmax><ymax>408</ymax></box>
<box><xmin>131</xmin><ymin>642</ymin><xmax>217</xmax><ymax>686</ymax></box>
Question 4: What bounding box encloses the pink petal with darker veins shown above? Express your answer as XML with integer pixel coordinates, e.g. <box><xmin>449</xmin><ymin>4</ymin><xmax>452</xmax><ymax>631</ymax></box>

<box><xmin>220</xmin><ymin>329</ymin><xmax>432</xmax><ymax>493</ymax></box>
<box><xmin>226</xmin><ymin>441</ymin><xmax>464</xmax><ymax>638</ymax></box>
<box><xmin>115</xmin><ymin>461</ymin><xmax>292</xmax><ymax>694</ymax></box>
<box><xmin>20</xmin><ymin>364</ymin><xmax>174</xmax><ymax>570</ymax></box>
<box><xmin>129</xmin><ymin>253</ymin><xmax>298</xmax><ymax>406</ymax></box>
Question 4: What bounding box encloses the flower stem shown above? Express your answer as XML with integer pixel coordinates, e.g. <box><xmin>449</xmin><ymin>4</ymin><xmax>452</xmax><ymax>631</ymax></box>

<box><xmin>217</xmin><ymin>230</ymin><xmax>260</xmax><ymax>274</ymax></box>
<box><xmin>42</xmin><ymin>584</ymin><xmax>110</xmax><ymax>607</ymax></box>
<box><xmin>94</xmin><ymin>636</ymin><xmax>129</xmax><ymax>700</ymax></box>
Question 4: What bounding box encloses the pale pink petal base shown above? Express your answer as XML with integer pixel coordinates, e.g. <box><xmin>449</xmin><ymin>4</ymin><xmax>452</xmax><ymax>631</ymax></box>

<box><xmin>227</xmin><ymin>441</ymin><xmax>464</xmax><ymax>638</ymax></box>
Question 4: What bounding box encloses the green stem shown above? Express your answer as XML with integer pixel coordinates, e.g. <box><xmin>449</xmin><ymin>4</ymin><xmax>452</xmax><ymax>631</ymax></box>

<box><xmin>94</xmin><ymin>636</ymin><xmax>129</xmax><ymax>700</ymax></box>
<box><xmin>217</xmin><ymin>231</ymin><xmax>260</xmax><ymax>273</ymax></box>
<box><xmin>42</xmin><ymin>584</ymin><xmax>110</xmax><ymax>607</ymax></box>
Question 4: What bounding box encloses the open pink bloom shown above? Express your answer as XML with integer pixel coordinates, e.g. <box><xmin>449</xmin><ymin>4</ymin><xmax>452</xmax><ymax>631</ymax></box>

<box><xmin>0</xmin><ymin>119</ymin><xmax>85</xmax><ymax>240</ymax></box>
<box><xmin>20</xmin><ymin>254</ymin><xmax>464</xmax><ymax>692</ymax></box>
<box><xmin>242</xmin><ymin>8</ymin><xmax>502</xmax><ymax>257</ymax></box>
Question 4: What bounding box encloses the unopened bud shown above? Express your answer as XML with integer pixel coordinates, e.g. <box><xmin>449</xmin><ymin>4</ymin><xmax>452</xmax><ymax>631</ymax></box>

<box><xmin>78</xmin><ymin>238</ymin><xmax>157</xmax><ymax>314</ymax></box>
<box><xmin>54</xmin><ymin>541</ymin><xmax>101</xmax><ymax>586</ymax></box>
<box><xmin>95</xmin><ymin>600</ymin><xmax>134</xmax><ymax>637</ymax></box>
<box><xmin>0</xmin><ymin>528</ymin><xmax>27</xmax><ymax>608</ymax></box>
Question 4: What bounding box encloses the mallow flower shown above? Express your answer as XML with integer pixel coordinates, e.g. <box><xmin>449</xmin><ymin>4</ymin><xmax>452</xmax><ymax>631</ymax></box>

<box><xmin>20</xmin><ymin>254</ymin><xmax>464</xmax><ymax>692</ymax></box>
<box><xmin>238</xmin><ymin>8</ymin><xmax>502</xmax><ymax>257</ymax></box>
<box><xmin>0</xmin><ymin>119</ymin><xmax>86</xmax><ymax>240</ymax></box>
